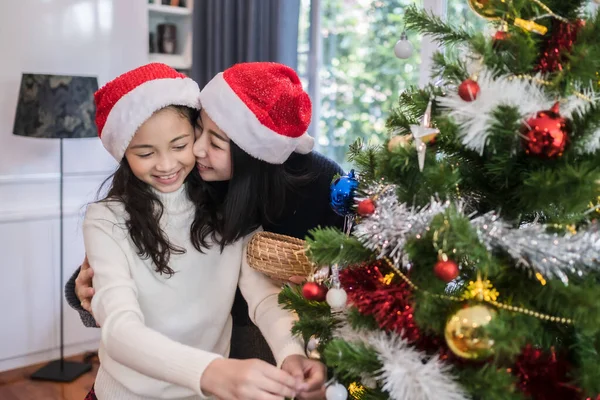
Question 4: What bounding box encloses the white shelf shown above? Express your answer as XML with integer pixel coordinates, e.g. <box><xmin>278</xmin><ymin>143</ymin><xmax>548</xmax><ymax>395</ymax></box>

<box><xmin>149</xmin><ymin>53</ymin><xmax>191</xmax><ymax>70</ymax></box>
<box><xmin>148</xmin><ymin>4</ymin><xmax>191</xmax><ymax>17</ymax></box>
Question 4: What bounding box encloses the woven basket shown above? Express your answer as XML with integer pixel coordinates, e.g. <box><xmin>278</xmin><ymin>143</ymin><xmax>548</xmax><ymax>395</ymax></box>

<box><xmin>247</xmin><ymin>231</ymin><xmax>313</xmax><ymax>281</ymax></box>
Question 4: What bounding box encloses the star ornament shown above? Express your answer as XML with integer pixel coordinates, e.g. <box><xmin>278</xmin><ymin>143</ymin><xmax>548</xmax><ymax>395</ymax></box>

<box><xmin>410</xmin><ymin>100</ymin><xmax>440</xmax><ymax>171</ymax></box>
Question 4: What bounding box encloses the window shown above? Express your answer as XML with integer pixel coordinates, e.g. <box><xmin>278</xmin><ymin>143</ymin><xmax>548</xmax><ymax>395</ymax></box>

<box><xmin>299</xmin><ymin>0</ymin><xmax>425</xmax><ymax>166</ymax></box>
<box><xmin>298</xmin><ymin>0</ymin><xmax>598</xmax><ymax>166</ymax></box>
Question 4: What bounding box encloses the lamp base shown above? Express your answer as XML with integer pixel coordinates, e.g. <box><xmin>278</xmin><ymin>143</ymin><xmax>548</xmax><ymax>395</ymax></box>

<box><xmin>30</xmin><ymin>359</ymin><xmax>92</xmax><ymax>382</ymax></box>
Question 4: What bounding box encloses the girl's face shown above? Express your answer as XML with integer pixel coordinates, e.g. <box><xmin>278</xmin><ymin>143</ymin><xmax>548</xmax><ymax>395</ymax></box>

<box><xmin>192</xmin><ymin>109</ymin><xmax>233</xmax><ymax>181</ymax></box>
<box><xmin>125</xmin><ymin>107</ymin><xmax>196</xmax><ymax>193</ymax></box>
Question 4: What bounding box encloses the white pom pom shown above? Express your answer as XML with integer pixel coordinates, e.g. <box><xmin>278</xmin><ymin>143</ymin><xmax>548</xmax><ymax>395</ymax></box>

<box><xmin>326</xmin><ymin>382</ymin><xmax>348</xmax><ymax>400</ymax></box>
<box><xmin>394</xmin><ymin>32</ymin><xmax>413</xmax><ymax>59</ymax></box>
<box><xmin>307</xmin><ymin>335</ymin><xmax>320</xmax><ymax>352</ymax></box>
<box><xmin>326</xmin><ymin>288</ymin><xmax>347</xmax><ymax>310</ymax></box>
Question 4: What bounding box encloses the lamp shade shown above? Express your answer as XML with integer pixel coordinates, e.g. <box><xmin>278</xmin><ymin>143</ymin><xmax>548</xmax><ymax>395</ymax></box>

<box><xmin>13</xmin><ymin>74</ymin><xmax>98</xmax><ymax>139</ymax></box>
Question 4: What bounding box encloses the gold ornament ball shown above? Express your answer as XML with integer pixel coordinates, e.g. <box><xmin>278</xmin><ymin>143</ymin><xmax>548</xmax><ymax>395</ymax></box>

<box><xmin>444</xmin><ymin>304</ymin><xmax>496</xmax><ymax>360</ymax></box>
<box><xmin>387</xmin><ymin>134</ymin><xmax>412</xmax><ymax>151</ymax></box>
<box><xmin>467</xmin><ymin>0</ymin><xmax>503</xmax><ymax>20</ymax></box>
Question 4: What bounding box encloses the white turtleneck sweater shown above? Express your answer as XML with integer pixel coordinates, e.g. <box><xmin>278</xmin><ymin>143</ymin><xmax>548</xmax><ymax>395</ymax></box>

<box><xmin>83</xmin><ymin>185</ymin><xmax>305</xmax><ymax>399</ymax></box>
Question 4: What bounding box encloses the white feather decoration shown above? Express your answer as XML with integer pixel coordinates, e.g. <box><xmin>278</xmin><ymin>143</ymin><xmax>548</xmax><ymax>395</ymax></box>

<box><xmin>335</xmin><ymin>323</ymin><xmax>469</xmax><ymax>400</ymax></box>
<box><xmin>438</xmin><ymin>69</ymin><xmax>553</xmax><ymax>154</ymax></box>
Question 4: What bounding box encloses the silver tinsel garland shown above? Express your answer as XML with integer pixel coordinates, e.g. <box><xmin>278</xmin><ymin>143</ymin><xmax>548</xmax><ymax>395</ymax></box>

<box><xmin>353</xmin><ymin>185</ymin><xmax>450</xmax><ymax>259</ymax></box>
<box><xmin>354</xmin><ymin>188</ymin><xmax>600</xmax><ymax>281</ymax></box>
<box><xmin>472</xmin><ymin>213</ymin><xmax>600</xmax><ymax>284</ymax></box>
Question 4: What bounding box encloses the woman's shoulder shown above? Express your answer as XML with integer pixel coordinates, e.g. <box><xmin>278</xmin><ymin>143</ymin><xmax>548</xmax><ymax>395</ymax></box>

<box><xmin>287</xmin><ymin>152</ymin><xmax>344</xmax><ymax>184</ymax></box>
<box><xmin>305</xmin><ymin>152</ymin><xmax>344</xmax><ymax>176</ymax></box>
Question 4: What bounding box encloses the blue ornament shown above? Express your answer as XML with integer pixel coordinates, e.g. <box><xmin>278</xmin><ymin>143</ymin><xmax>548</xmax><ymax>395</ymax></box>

<box><xmin>330</xmin><ymin>169</ymin><xmax>359</xmax><ymax>216</ymax></box>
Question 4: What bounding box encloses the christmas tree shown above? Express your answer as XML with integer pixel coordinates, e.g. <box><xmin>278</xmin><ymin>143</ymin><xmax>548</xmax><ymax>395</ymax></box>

<box><xmin>280</xmin><ymin>1</ymin><xmax>600</xmax><ymax>399</ymax></box>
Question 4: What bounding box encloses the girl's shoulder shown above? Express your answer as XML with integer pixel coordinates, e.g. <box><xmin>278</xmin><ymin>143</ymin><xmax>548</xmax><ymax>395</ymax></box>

<box><xmin>84</xmin><ymin>198</ymin><xmax>127</xmax><ymax>224</ymax></box>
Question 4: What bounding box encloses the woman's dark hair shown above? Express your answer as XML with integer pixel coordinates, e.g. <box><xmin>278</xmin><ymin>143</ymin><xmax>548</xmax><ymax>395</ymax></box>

<box><xmin>192</xmin><ymin>141</ymin><xmax>316</xmax><ymax>251</ymax></box>
<box><xmin>97</xmin><ymin>105</ymin><xmax>200</xmax><ymax>277</ymax></box>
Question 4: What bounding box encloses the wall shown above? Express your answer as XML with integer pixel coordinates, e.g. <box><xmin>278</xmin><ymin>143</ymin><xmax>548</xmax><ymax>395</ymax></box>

<box><xmin>0</xmin><ymin>0</ymin><xmax>148</xmax><ymax>372</ymax></box>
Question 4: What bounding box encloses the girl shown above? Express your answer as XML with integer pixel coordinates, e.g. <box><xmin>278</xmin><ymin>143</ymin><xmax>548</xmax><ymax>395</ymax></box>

<box><xmin>83</xmin><ymin>63</ymin><xmax>325</xmax><ymax>400</ymax></box>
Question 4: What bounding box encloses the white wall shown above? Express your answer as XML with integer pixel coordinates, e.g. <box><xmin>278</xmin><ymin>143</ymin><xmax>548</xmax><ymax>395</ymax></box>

<box><xmin>0</xmin><ymin>0</ymin><xmax>148</xmax><ymax>372</ymax></box>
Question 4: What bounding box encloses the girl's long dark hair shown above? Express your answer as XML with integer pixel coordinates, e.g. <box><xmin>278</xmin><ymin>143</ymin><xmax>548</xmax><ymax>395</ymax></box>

<box><xmin>97</xmin><ymin>105</ymin><xmax>205</xmax><ymax>277</ymax></box>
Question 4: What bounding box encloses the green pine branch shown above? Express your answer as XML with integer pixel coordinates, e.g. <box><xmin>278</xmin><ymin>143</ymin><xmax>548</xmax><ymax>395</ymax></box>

<box><xmin>404</xmin><ymin>5</ymin><xmax>473</xmax><ymax>46</ymax></box>
<box><xmin>456</xmin><ymin>364</ymin><xmax>525</xmax><ymax>400</ymax></box>
<box><xmin>279</xmin><ymin>285</ymin><xmax>331</xmax><ymax>317</ymax></box>
<box><xmin>306</xmin><ymin>227</ymin><xmax>374</xmax><ymax>265</ymax></box>
<box><xmin>279</xmin><ymin>285</ymin><xmax>340</xmax><ymax>345</ymax></box>
<box><xmin>566</xmin><ymin>8</ymin><xmax>600</xmax><ymax>85</ymax></box>
<box><xmin>430</xmin><ymin>50</ymin><xmax>468</xmax><ymax>83</ymax></box>
<box><xmin>323</xmin><ymin>339</ymin><xmax>382</xmax><ymax>381</ymax></box>
<box><xmin>573</xmin><ymin>332</ymin><xmax>600</xmax><ymax>396</ymax></box>
<box><xmin>347</xmin><ymin>138</ymin><xmax>381</xmax><ymax>182</ymax></box>
<box><xmin>518</xmin><ymin>160</ymin><xmax>600</xmax><ymax>221</ymax></box>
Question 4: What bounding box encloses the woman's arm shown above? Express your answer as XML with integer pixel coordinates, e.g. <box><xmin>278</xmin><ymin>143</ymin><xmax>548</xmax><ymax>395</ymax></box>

<box><xmin>64</xmin><ymin>262</ymin><xmax>98</xmax><ymax>327</ymax></box>
<box><xmin>237</xmin><ymin>230</ymin><xmax>306</xmax><ymax>366</ymax></box>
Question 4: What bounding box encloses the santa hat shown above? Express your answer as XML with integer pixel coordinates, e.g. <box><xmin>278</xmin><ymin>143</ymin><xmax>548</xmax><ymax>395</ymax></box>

<box><xmin>199</xmin><ymin>62</ymin><xmax>314</xmax><ymax>164</ymax></box>
<box><xmin>95</xmin><ymin>63</ymin><xmax>200</xmax><ymax>161</ymax></box>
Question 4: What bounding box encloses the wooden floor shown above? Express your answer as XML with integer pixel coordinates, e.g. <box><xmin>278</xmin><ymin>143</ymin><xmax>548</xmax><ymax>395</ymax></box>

<box><xmin>0</xmin><ymin>354</ymin><xmax>98</xmax><ymax>400</ymax></box>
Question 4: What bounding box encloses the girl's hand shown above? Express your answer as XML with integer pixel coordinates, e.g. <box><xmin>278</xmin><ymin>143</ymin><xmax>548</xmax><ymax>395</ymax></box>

<box><xmin>201</xmin><ymin>358</ymin><xmax>300</xmax><ymax>400</ymax></box>
<box><xmin>281</xmin><ymin>355</ymin><xmax>327</xmax><ymax>400</ymax></box>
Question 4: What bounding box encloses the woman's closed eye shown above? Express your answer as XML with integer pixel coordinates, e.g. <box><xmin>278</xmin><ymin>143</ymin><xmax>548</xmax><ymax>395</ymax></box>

<box><xmin>137</xmin><ymin>152</ymin><xmax>153</xmax><ymax>158</ymax></box>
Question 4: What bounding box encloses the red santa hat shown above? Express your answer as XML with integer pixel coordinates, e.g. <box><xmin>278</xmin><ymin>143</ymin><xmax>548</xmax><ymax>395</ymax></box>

<box><xmin>95</xmin><ymin>63</ymin><xmax>200</xmax><ymax>161</ymax></box>
<box><xmin>199</xmin><ymin>62</ymin><xmax>314</xmax><ymax>164</ymax></box>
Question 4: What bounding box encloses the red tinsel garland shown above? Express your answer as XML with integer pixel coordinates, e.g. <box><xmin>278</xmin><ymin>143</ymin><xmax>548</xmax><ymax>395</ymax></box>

<box><xmin>535</xmin><ymin>19</ymin><xmax>585</xmax><ymax>73</ymax></box>
<box><xmin>339</xmin><ymin>262</ymin><xmax>457</xmax><ymax>361</ymax></box>
<box><xmin>513</xmin><ymin>345</ymin><xmax>583</xmax><ymax>400</ymax></box>
<box><xmin>339</xmin><ymin>261</ymin><xmax>418</xmax><ymax>337</ymax></box>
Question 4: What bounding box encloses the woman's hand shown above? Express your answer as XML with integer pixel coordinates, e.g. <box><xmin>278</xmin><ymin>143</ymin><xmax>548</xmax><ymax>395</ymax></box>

<box><xmin>288</xmin><ymin>276</ymin><xmax>305</xmax><ymax>285</ymax></box>
<box><xmin>201</xmin><ymin>358</ymin><xmax>300</xmax><ymax>400</ymax></box>
<box><xmin>281</xmin><ymin>355</ymin><xmax>327</xmax><ymax>400</ymax></box>
<box><xmin>75</xmin><ymin>256</ymin><xmax>96</xmax><ymax>313</ymax></box>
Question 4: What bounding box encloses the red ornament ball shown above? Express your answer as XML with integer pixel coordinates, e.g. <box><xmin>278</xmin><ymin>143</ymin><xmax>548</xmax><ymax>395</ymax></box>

<box><xmin>357</xmin><ymin>199</ymin><xmax>376</xmax><ymax>216</ymax></box>
<box><xmin>492</xmin><ymin>30</ymin><xmax>509</xmax><ymax>50</ymax></box>
<box><xmin>493</xmin><ymin>30</ymin><xmax>509</xmax><ymax>42</ymax></box>
<box><xmin>522</xmin><ymin>102</ymin><xmax>569</xmax><ymax>158</ymax></box>
<box><xmin>302</xmin><ymin>282</ymin><xmax>328</xmax><ymax>301</ymax></box>
<box><xmin>458</xmin><ymin>79</ymin><xmax>480</xmax><ymax>102</ymax></box>
<box><xmin>434</xmin><ymin>259</ymin><xmax>459</xmax><ymax>282</ymax></box>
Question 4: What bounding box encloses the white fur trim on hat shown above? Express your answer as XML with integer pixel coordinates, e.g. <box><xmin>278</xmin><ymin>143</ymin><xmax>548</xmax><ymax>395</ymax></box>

<box><xmin>101</xmin><ymin>77</ymin><xmax>200</xmax><ymax>161</ymax></box>
<box><xmin>199</xmin><ymin>73</ymin><xmax>314</xmax><ymax>165</ymax></box>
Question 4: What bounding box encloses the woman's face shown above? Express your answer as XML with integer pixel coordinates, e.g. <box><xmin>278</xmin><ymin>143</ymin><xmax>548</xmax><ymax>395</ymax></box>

<box><xmin>192</xmin><ymin>109</ymin><xmax>233</xmax><ymax>181</ymax></box>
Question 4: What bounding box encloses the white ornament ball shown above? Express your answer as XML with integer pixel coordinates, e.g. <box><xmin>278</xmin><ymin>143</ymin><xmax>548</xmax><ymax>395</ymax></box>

<box><xmin>394</xmin><ymin>32</ymin><xmax>413</xmax><ymax>59</ymax></box>
<box><xmin>326</xmin><ymin>382</ymin><xmax>348</xmax><ymax>400</ymax></box>
<box><xmin>326</xmin><ymin>288</ymin><xmax>347</xmax><ymax>310</ymax></box>
<box><xmin>307</xmin><ymin>335</ymin><xmax>320</xmax><ymax>352</ymax></box>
